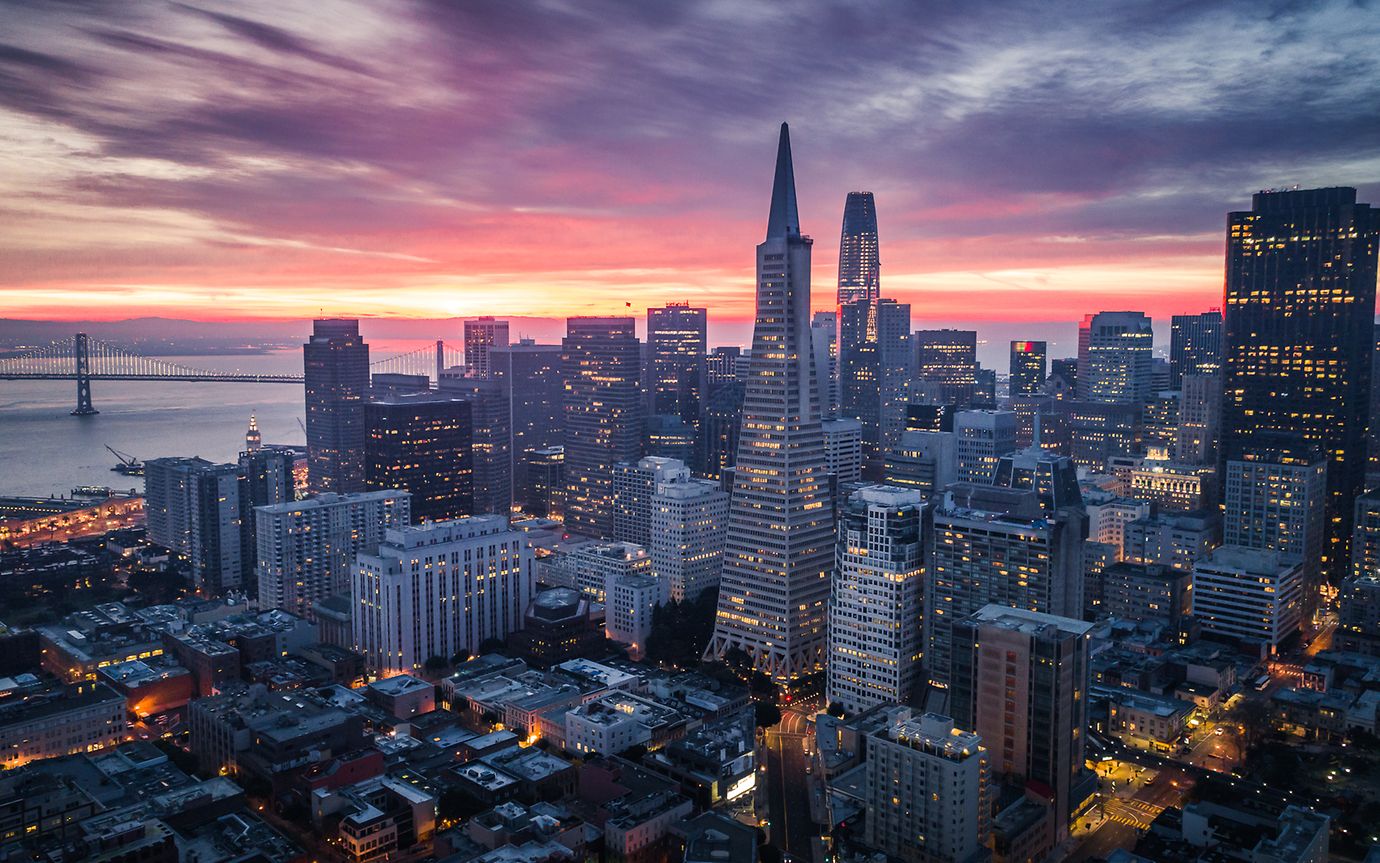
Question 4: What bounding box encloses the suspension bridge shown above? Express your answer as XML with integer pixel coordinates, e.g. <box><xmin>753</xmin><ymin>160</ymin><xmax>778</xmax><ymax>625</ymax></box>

<box><xmin>0</xmin><ymin>333</ymin><xmax>465</xmax><ymax>415</ymax></box>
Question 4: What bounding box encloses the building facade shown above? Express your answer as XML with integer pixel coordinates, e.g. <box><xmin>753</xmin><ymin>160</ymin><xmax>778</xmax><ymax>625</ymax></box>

<box><xmin>304</xmin><ymin>318</ymin><xmax>370</xmax><ymax>493</ymax></box>
<box><xmin>365</xmin><ymin>393</ymin><xmax>473</xmax><ymax>523</ymax></box>
<box><xmin>649</xmin><ymin>476</ymin><xmax>730</xmax><ymax>603</ymax></box>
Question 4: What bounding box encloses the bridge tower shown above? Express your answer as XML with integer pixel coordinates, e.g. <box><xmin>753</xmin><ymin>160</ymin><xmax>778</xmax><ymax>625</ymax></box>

<box><xmin>71</xmin><ymin>332</ymin><xmax>98</xmax><ymax>416</ymax></box>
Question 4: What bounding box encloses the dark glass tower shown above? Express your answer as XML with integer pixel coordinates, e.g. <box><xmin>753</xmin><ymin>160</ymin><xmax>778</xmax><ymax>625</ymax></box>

<box><xmin>561</xmin><ymin>317</ymin><xmax>643</xmax><ymax>538</ymax></box>
<box><xmin>647</xmin><ymin>303</ymin><xmax>708</xmax><ymax>424</ymax></box>
<box><xmin>839</xmin><ymin>297</ymin><xmax>912</xmax><ymax>470</ymax></box>
<box><xmin>490</xmin><ymin>341</ymin><xmax>564</xmax><ymax>509</ymax></box>
<box><xmin>304</xmin><ymin>318</ymin><xmax>370</xmax><ymax>493</ymax></box>
<box><xmin>1169</xmin><ymin>310</ymin><xmax>1223</xmax><ymax>388</ymax></box>
<box><xmin>1009</xmin><ymin>340</ymin><xmax>1048</xmax><ymax>398</ymax></box>
<box><xmin>837</xmin><ymin>191</ymin><xmax>880</xmax><ymax>306</ymax></box>
<box><xmin>1222</xmin><ymin>187</ymin><xmax>1379</xmax><ymax>580</ymax></box>
<box><xmin>365</xmin><ymin>393</ymin><xmax>473</xmax><ymax>522</ymax></box>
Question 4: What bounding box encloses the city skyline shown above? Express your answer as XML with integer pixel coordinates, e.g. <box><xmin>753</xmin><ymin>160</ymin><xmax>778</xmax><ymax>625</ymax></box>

<box><xmin>3</xmin><ymin>2</ymin><xmax>1378</xmax><ymax>324</ymax></box>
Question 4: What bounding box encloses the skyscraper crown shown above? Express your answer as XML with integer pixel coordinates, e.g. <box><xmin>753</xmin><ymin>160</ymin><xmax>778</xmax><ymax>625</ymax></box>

<box><xmin>766</xmin><ymin>122</ymin><xmax>800</xmax><ymax>239</ymax></box>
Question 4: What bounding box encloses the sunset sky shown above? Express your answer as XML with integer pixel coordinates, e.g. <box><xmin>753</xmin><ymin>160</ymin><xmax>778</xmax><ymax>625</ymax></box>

<box><xmin>2</xmin><ymin>0</ymin><xmax>1378</xmax><ymax>327</ymax></box>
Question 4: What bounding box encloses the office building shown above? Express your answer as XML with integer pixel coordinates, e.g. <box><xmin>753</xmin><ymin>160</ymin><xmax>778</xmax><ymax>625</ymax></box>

<box><xmin>463</xmin><ymin>316</ymin><xmax>509</xmax><ymax>379</ymax></box>
<box><xmin>840</xmin><ymin>297</ymin><xmax>913</xmax><ymax>467</ymax></box>
<box><xmin>1123</xmin><ymin>448</ymin><xmax>1217</xmax><ymax>512</ymax></box>
<box><xmin>1224</xmin><ymin>439</ymin><xmax>1327</xmax><ymax>604</ymax></box>
<box><xmin>826</xmin><ymin>486</ymin><xmax>926</xmax><ymax>715</ymax></box>
<box><xmin>256</xmin><ymin>490</ymin><xmax>411</xmax><ymax>621</ymax></box>
<box><xmin>606</xmin><ymin>572</ymin><xmax>669</xmax><ymax>660</ymax></box>
<box><xmin>1170</xmin><ymin>310</ymin><xmax>1223</xmax><ymax>388</ymax></box>
<box><xmin>612</xmin><ymin>456</ymin><xmax>691</xmax><ymax>547</ymax></box>
<box><xmin>926</xmin><ymin>484</ymin><xmax>1085</xmax><ymax>684</ymax></box>
<box><xmin>863</xmin><ymin>709</ymin><xmax>990</xmax><ymax>863</ymax></box>
<box><xmin>705</xmin><ymin>346</ymin><xmax>741</xmax><ymax>390</ymax></box>
<box><xmin>648</xmin><ymin>304</ymin><xmax>707</xmax><ymax>424</ymax></box>
<box><xmin>0</xmin><ymin>680</ymin><xmax>127</xmax><ymax>769</ymax></box>
<box><xmin>490</xmin><ymin>341</ymin><xmax>564</xmax><ymax>510</ymax></box>
<box><xmin>644</xmin><ymin>414</ymin><xmax>697</xmax><ymax>464</ymax></box>
<box><xmin>1077</xmin><ymin>311</ymin><xmax>1153</xmax><ymax>404</ymax></box>
<box><xmin>951</xmin><ymin>605</ymin><xmax>1094</xmax><ymax>837</ymax></box>
<box><xmin>991</xmin><ymin>442</ymin><xmax>1082</xmax><ymax>514</ymax></box>
<box><xmin>1100</xmin><ymin>562</ymin><xmax>1193</xmax><ymax>627</ymax></box>
<box><xmin>811</xmin><ymin>310</ymin><xmax>839</xmax><ymax>416</ymax></box>
<box><xmin>365</xmin><ymin>393</ymin><xmax>473</xmax><ymax>523</ymax></box>
<box><xmin>353</xmin><ymin>516</ymin><xmax>533</xmax><ymax>676</ymax></box>
<box><xmin>1222</xmin><ymin>188</ymin><xmax>1378</xmax><ymax>579</ymax></box>
<box><xmin>562</xmin><ymin>317</ymin><xmax>643</xmax><ymax>538</ymax></box>
<box><xmin>650</xmin><ymin>475</ymin><xmax>730</xmax><ymax>602</ymax></box>
<box><xmin>145</xmin><ymin>457</ymin><xmax>245</xmax><ymax>594</ymax></box>
<box><xmin>546</xmin><ymin>540</ymin><xmax>652</xmax><ymax>603</ymax></box>
<box><xmin>883</xmin><ymin>430</ymin><xmax>956</xmax><ymax>497</ymax></box>
<box><xmin>707</xmin><ymin>125</ymin><xmax>836</xmax><ymax>684</ymax></box>
<box><xmin>1122</xmin><ymin>509</ymin><xmax>1219</xmax><ymax>571</ymax></box>
<box><xmin>822</xmin><ymin>416</ymin><xmax>864</xmax><ymax>486</ymax></box>
<box><xmin>914</xmin><ymin>329</ymin><xmax>979</xmax><ymax>406</ymax></box>
<box><xmin>1009</xmin><ymin>340</ymin><xmax>1048</xmax><ymax>398</ymax></box>
<box><xmin>1176</xmin><ymin>373</ymin><xmax>1222</xmax><ymax>464</ymax></box>
<box><xmin>1142</xmin><ymin>390</ymin><xmax>1180</xmax><ymax>450</ymax></box>
<box><xmin>954</xmin><ymin>409</ymin><xmax>1017</xmax><ymax>484</ymax></box>
<box><xmin>1353</xmin><ymin>489</ymin><xmax>1380</xmax><ymax>580</ymax></box>
<box><xmin>836</xmin><ymin>191</ymin><xmax>880</xmax><ymax>306</ymax></box>
<box><xmin>1193</xmin><ymin>546</ymin><xmax>1304</xmax><ymax>650</ymax></box>
<box><xmin>438</xmin><ymin>377</ymin><xmax>511</xmax><ymax>516</ymax></box>
<box><xmin>304</xmin><ymin>318</ymin><xmax>370</xmax><ymax>493</ymax></box>
<box><xmin>1063</xmin><ymin>401</ymin><xmax>1141</xmax><ymax>470</ymax></box>
<box><xmin>1338</xmin><ymin>571</ymin><xmax>1380</xmax><ymax>657</ymax></box>
<box><xmin>525</xmin><ymin>446</ymin><xmax>565</xmax><ymax>519</ymax></box>
<box><xmin>699</xmin><ymin>381</ymin><xmax>744</xmax><ymax>481</ymax></box>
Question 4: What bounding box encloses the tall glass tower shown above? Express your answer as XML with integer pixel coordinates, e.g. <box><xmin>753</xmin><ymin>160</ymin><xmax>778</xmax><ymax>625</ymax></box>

<box><xmin>1222</xmin><ymin>187</ymin><xmax>1379</xmax><ymax>580</ymax></box>
<box><xmin>304</xmin><ymin>318</ymin><xmax>370</xmax><ymax>493</ymax></box>
<box><xmin>837</xmin><ymin>191</ymin><xmax>880</xmax><ymax>306</ymax></box>
<box><xmin>707</xmin><ymin>124</ymin><xmax>835</xmax><ymax>685</ymax></box>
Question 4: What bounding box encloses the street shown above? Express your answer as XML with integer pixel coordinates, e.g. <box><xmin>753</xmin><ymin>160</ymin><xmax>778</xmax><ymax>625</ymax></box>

<box><xmin>763</xmin><ymin>708</ymin><xmax>817</xmax><ymax>859</ymax></box>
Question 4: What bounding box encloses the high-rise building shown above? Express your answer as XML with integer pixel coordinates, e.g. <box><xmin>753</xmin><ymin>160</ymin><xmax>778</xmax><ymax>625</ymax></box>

<box><xmin>525</xmin><ymin>446</ymin><xmax>565</xmax><ymax>519</ymax></box>
<box><xmin>353</xmin><ymin>516</ymin><xmax>532</xmax><ymax>676</ymax></box>
<box><xmin>1193</xmin><ymin>546</ymin><xmax>1304</xmax><ymax>650</ymax></box>
<box><xmin>605</xmin><ymin>572</ymin><xmax>669</xmax><ymax>660</ymax></box>
<box><xmin>648</xmin><ymin>304</ymin><xmax>707</xmax><ymax>425</ymax></box>
<box><xmin>649</xmin><ymin>474</ymin><xmax>730</xmax><ymax>602</ymax></box>
<box><xmin>705</xmin><ymin>346</ymin><xmax>741</xmax><ymax>390</ymax></box>
<box><xmin>1170</xmin><ymin>311</ymin><xmax>1223</xmax><ymax>388</ymax></box>
<box><xmin>913</xmin><ymin>329</ymin><xmax>978</xmax><ymax>406</ymax></box>
<box><xmin>256</xmin><ymin>490</ymin><xmax>411</xmax><ymax>620</ymax></box>
<box><xmin>950</xmin><ymin>605</ymin><xmax>1094</xmax><ymax>837</ymax></box>
<box><xmin>1122</xmin><ymin>509</ymin><xmax>1219</xmax><ymax>571</ymax></box>
<box><xmin>365</xmin><ymin>393</ymin><xmax>473</xmax><ymax>523</ymax></box>
<box><xmin>439</xmin><ymin>378</ymin><xmax>511</xmax><ymax>516</ymax></box>
<box><xmin>1224</xmin><ymin>438</ymin><xmax>1327</xmax><ymax>607</ymax></box>
<box><xmin>562</xmin><ymin>317</ymin><xmax>643</xmax><ymax>538</ymax></box>
<box><xmin>1049</xmin><ymin>357</ymin><xmax>1078</xmax><ymax>396</ymax></box>
<box><xmin>490</xmin><ymin>341</ymin><xmax>564</xmax><ymax>510</ymax></box>
<box><xmin>304</xmin><ymin>319</ymin><xmax>370</xmax><ymax>493</ymax></box>
<box><xmin>826</xmin><ymin>486</ymin><xmax>925</xmax><ymax>715</ymax></box>
<box><xmin>1222</xmin><ymin>188</ymin><xmax>1378</xmax><ymax>580</ymax></box>
<box><xmin>1352</xmin><ymin>489</ymin><xmax>1380</xmax><ymax>581</ymax></box>
<box><xmin>836</xmin><ymin>191</ymin><xmax>880</xmax><ymax>306</ymax></box>
<box><xmin>1077</xmin><ymin>311</ymin><xmax>1153</xmax><ymax>404</ymax></box>
<box><xmin>463</xmin><ymin>316</ymin><xmax>509</xmax><ymax>379</ymax></box>
<box><xmin>883</xmin><ymin>430</ymin><xmax>956</xmax><ymax>498</ymax></box>
<box><xmin>839</xmin><ymin>297</ymin><xmax>912</xmax><ymax>469</ymax></box>
<box><xmin>926</xmin><ymin>484</ymin><xmax>1085</xmax><ymax>684</ymax></box>
<box><xmin>706</xmin><ymin>125</ymin><xmax>835</xmax><ymax>685</ymax></box>
<box><xmin>546</xmin><ymin>540</ymin><xmax>651</xmax><ymax>603</ymax></box>
<box><xmin>810</xmin><ymin>311</ymin><xmax>839</xmax><ymax>416</ymax></box>
<box><xmin>1009</xmin><ymin>340</ymin><xmax>1048</xmax><ymax>399</ymax></box>
<box><xmin>1175</xmin><ymin>373</ymin><xmax>1222</xmax><ymax>464</ymax></box>
<box><xmin>822</xmin><ymin>416</ymin><xmax>864</xmax><ymax>486</ymax></box>
<box><xmin>1142</xmin><ymin>390</ymin><xmax>1180</xmax><ymax>450</ymax></box>
<box><xmin>862</xmin><ymin>709</ymin><xmax>990</xmax><ymax>863</ymax></box>
<box><xmin>991</xmin><ymin>442</ymin><xmax>1082</xmax><ymax>514</ymax></box>
<box><xmin>612</xmin><ymin>456</ymin><xmax>690</xmax><ymax>547</ymax></box>
<box><xmin>953</xmin><ymin>409</ymin><xmax>1017</xmax><ymax>484</ymax></box>
<box><xmin>1062</xmin><ymin>400</ymin><xmax>1141</xmax><ymax>470</ymax></box>
<box><xmin>699</xmin><ymin>381</ymin><xmax>744</xmax><ymax>481</ymax></box>
<box><xmin>145</xmin><ymin>457</ymin><xmax>245</xmax><ymax>595</ymax></box>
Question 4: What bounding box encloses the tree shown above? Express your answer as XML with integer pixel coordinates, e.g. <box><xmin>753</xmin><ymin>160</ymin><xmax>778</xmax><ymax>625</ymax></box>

<box><xmin>478</xmin><ymin>637</ymin><xmax>508</xmax><ymax>655</ymax></box>
<box><xmin>618</xmin><ymin>743</ymin><xmax>648</xmax><ymax>762</ymax></box>
<box><xmin>439</xmin><ymin>787</ymin><xmax>485</xmax><ymax>823</ymax></box>
<box><xmin>827</xmin><ymin>702</ymin><xmax>847</xmax><ymax>719</ymax></box>
<box><xmin>451</xmin><ymin>649</ymin><xmax>471</xmax><ymax>666</ymax></box>
<box><xmin>645</xmin><ymin>590</ymin><xmax>719</xmax><ymax>668</ymax></box>
<box><xmin>755</xmin><ymin>701</ymin><xmax>782</xmax><ymax>729</ymax></box>
<box><xmin>423</xmin><ymin>655</ymin><xmax>449</xmax><ymax>673</ymax></box>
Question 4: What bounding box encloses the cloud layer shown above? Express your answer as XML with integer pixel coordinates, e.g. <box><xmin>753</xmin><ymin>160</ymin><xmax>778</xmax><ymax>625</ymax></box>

<box><xmin>1</xmin><ymin>0</ymin><xmax>1378</xmax><ymax>325</ymax></box>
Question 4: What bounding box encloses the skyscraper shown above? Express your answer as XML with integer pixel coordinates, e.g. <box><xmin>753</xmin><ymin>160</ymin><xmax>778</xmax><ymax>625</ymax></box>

<box><xmin>490</xmin><ymin>341</ymin><xmax>564</xmax><ymax>510</ymax></box>
<box><xmin>612</xmin><ymin>456</ymin><xmax>690</xmax><ymax>547</ymax></box>
<box><xmin>649</xmin><ymin>473</ymin><xmax>730</xmax><ymax>603</ymax></box>
<box><xmin>1077</xmin><ymin>311</ymin><xmax>1153</xmax><ymax>404</ymax></box>
<box><xmin>562</xmin><ymin>317</ymin><xmax>643</xmax><ymax>538</ymax></box>
<box><xmin>826</xmin><ymin>486</ymin><xmax>926</xmax><ymax>715</ymax></box>
<box><xmin>810</xmin><ymin>311</ymin><xmax>839</xmax><ymax>416</ymax></box>
<box><xmin>463</xmin><ymin>316</ymin><xmax>509</xmax><ymax>379</ymax></box>
<box><xmin>836</xmin><ymin>191</ymin><xmax>880</xmax><ymax>306</ymax></box>
<box><xmin>365</xmin><ymin>393</ymin><xmax>473</xmax><ymax>523</ymax></box>
<box><xmin>647</xmin><ymin>304</ymin><xmax>707</xmax><ymax>425</ymax></box>
<box><xmin>953</xmin><ymin>409</ymin><xmax>1017</xmax><ymax>484</ymax></box>
<box><xmin>1222</xmin><ymin>188</ymin><xmax>1378</xmax><ymax>579</ymax></box>
<box><xmin>145</xmin><ymin>457</ymin><xmax>245</xmax><ymax>595</ymax></box>
<box><xmin>439</xmin><ymin>378</ymin><xmax>511</xmax><ymax>516</ymax></box>
<box><xmin>304</xmin><ymin>319</ymin><xmax>370</xmax><ymax>493</ymax></box>
<box><xmin>1009</xmin><ymin>340</ymin><xmax>1048</xmax><ymax>398</ymax></box>
<box><xmin>1169</xmin><ymin>310</ymin><xmax>1223</xmax><ymax>387</ymax></box>
<box><xmin>706</xmin><ymin>124</ymin><xmax>835</xmax><ymax>685</ymax></box>
<box><xmin>839</xmin><ymin>297</ymin><xmax>912</xmax><ymax>469</ymax></box>
<box><xmin>912</xmin><ymin>329</ymin><xmax>979</xmax><ymax>406</ymax></box>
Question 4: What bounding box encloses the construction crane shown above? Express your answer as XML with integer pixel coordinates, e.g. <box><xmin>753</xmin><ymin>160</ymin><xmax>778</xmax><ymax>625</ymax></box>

<box><xmin>105</xmin><ymin>445</ymin><xmax>144</xmax><ymax>476</ymax></box>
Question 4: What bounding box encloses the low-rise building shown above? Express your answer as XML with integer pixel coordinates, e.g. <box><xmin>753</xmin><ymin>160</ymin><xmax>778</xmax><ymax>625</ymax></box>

<box><xmin>564</xmin><ymin>692</ymin><xmax>686</xmax><ymax>757</ymax></box>
<box><xmin>0</xmin><ymin>677</ymin><xmax>126</xmax><ymax>768</ymax></box>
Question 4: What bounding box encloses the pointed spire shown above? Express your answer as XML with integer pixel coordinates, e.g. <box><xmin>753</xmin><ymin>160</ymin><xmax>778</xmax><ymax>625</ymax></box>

<box><xmin>766</xmin><ymin>122</ymin><xmax>800</xmax><ymax>240</ymax></box>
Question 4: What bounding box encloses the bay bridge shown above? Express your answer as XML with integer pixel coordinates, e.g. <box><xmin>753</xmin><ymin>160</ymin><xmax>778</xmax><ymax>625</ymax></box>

<box><xmin>0</xmin><ymin>333</ymin><xmax>465</xmax><ymax>415</ymax></box>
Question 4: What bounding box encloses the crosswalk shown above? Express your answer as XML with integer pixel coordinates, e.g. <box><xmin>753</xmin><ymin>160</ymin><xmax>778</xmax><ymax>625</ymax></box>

<box><xmin>1101</xmin><ymin>798</ymin><xmax>1164</xmax><ymax>829</ymax></box>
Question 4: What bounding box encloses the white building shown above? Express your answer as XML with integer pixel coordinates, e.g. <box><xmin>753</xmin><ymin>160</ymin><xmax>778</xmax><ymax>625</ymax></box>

<box><xmin>353</xmin><ymin>516</ymin><xmax>533</xmax><ymax>677</ymax></box>
<box><xmin>605</xmin><ymin>573</ymin><xmax>668</xmax><ymax>660</ymax></box>
<box><xmin>564</xmin><ymin>692</ymin><xmax>684</xmax><ymax>756</ymax></box>
<box><xmin>649</xmin><ymin>476</ymin><xmax>730</xmax><ymax>602</ymax></box>
<box><xmin>827</xmin><ymin>486</ymin><xmax>925</xmax><ymax>715</ymax></box>
<box><xmin>863</xmin><ymin>709</ymin><xmax>990</xmax><ymax>863</ymax></box>
<box><xmin>1193</xmin><ymin>545</ymin><xmax>1304</xmax><ymax>650</ymax></box>
<box><xmin>612</xmin><ymin>457</ymin><xmax>689</xmax><ymax>547</ymax></box>
<box><xmin>822</xmin><ymin>417</ymin><xmax>864</xmax><ymax>486</ymax></box>
<box><xmin>1084</xmin><ymin>490</ymin><xmax>1153</xmax><ymax>552</ymax></box>
<box><xmin>545</xmin><ymin>541</ymin><xmax>651</xmax><ymax>603</ymax></box>
<box><xmin>954</xmin><ymin>409</ymin><xmax>1017</xmax><ymax>484</ymax></box>
<box><xmin>256</xmin><ymin>490</ymin><xmax>410</xmax><ymax>621</ymax></box>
